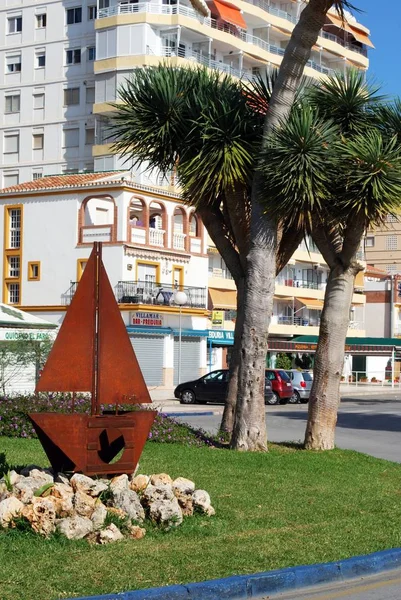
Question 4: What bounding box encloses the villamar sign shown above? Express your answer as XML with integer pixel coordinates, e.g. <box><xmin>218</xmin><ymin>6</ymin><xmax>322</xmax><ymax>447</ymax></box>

<box><xmin>207</xmin><ymin>330</ymin><xmax>234</xmax><ymax>342</ymax></box>
<box><xmin>132</xmin><ymin>312</ymin><xmax>163</xmax><ymax>327</ymax></box>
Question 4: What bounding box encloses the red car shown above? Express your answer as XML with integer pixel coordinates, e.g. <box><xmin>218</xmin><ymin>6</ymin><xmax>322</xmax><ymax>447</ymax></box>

<box><xmin>265</xmin><ymin>369</ymin><xmax>294</xmax><ymax>405</ymax></box>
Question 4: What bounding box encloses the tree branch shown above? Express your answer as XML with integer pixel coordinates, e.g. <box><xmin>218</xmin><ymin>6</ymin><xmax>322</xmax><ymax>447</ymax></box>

<box><xmin>338</xmin><ymin>212</ymin><xmax>366</xmax><ymax>269</ymax></box>
<box><xmin>276</xmin><ymin>222</ymin><xmax>304</xmax><ymax>275</ymax></box>
<box><xmin>198</xmin><ymin>205</ymin><xmax>244</xmax><ymax>284</ymax></box>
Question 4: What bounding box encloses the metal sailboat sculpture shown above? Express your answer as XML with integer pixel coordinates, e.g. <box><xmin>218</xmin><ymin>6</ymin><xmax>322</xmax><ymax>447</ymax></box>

<box><xmin>30</xmin><ymin>242</ymin><xmax>157</xmax><ymax>476</ymax></box>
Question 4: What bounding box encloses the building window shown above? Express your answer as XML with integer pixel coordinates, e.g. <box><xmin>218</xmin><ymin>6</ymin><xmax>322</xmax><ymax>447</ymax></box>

<box><xmin>386</xmin><ymin>235</ymin><xmax>397</xmax><ymax>251</ymax></box>
<box><xmin>35</xmin><ymin>51</ymin><xmax>46</xmax><ymax>68</ymax></box>
<box><xmin>386</xmin><ymin>265</ymin><xmax>398</xmax><ymax>274</ymax></box>
<box><xmin>7</xmin><ymin>283</ymin><xmax>20</xmax><ymax>304</ymax></box>
<box><xmin>99</xmin><ymin>0</ymin><xmax>110</xmax><ymax>8</ymax></box>
<box><xmin>8</xmin><ymin>16</ymin><xmax>22</xmax><ymax>34</ymax></box>
<box><xmin>66</xmin><ymin>7</ymin><xmax>82</xmax><ymax>24</ymax></box>
<box><xmin>5</xmin><ymin>94</ymin><xmax>20</xmax><ymax>114</ymax></box>
<box><xmin>36</xmin><ymin>13</ymin><xmax>47</xmax><ymax>28</ymax></box>
<box><xmin>33</xmin><ymin>133</ymin><xmax>44</xmax><ymax>150</ymax></box>
<box><xmin>32</xmin><ymin>171</ymin><xmax>43</xmax><ymax>180</ymax></box>
<box><xmin>4</xmin><ymin>133</ymin><xmax>19</xmax><ymax>156</ymax></box>
<box><xmin>86</xmin><ymin>86</ymin><xmax>95</xmax><ymax>104</ymax></box>
<box><xmin>365</xmin><ymin>236</ymin><xmax>375</xmax><ymax>248</ymax></box>
<box><xmin>33</xmin><ymin>92</ymin><xmax>45</xmax><ymax>110</ymax></box>
<box><xmin>3</xmin><ymin>173</ymin><xmax>19</xmax><ymax>188</ymax></box>
<box><xmin>63</xmin><ymin>128</ymin><xmax>79</xmax><ymax>148</ymax></box>
<box><xmin>87</xmin><ymin>47</ymin><xmax>96</xmax><ymax>61</ymax></box>
<box><xmin>66</xmin><ymin>49</ymin><xmax>81</xmax><ymax>65</ymax></box>
<box><xmin>6</xmin><ymin>55</ymin><xmax>22</xmax><ymax>73</ymax></box>
<box><xmin>63</xmin><ymin>87</ymin><xmax>80</xmax><ymax>105</ymax></box>
<box><xmin>85</xmin><ymin>128</ymin><xmax>95</xmax><ymax>145</ymax></box>
<box><xmin>77</xmin><ymin>259</ymin><xmax>88</xmax><ymax>281</ymax></box>
<box><xmin>88</xmin><ymin>6</ymin><xmax>97</xmax><ymax>19</ymax></box>
<box><xmin>387</xmin><ymin>214</ymin><xmax>399</xmax><ymax>223</ymax></box>
<box><xmin>28</xmin><ymin>262</ymin><xmax>41</xmax><ymax>281</ymax></box>
<box><xmin>8</xmin><ymin>256</ymin><xmax>20</xmax><ymax>278</ymax></box>
<box><xmin>6</xmin><ymin>207</ymin><xmax>22</xmax><ymax>249</ymax></box>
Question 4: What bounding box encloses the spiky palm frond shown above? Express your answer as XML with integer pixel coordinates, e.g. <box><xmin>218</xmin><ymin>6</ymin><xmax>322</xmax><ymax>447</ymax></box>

<box><xmin>259</xmin><ymin>107</ymin><xmax>339</xmax><ymax>230</ymax></box>
<box><xmin>307</xmin><ymin>70</ymin><xmax>382</xmax><ymax>135</ymax></box>
<box><xmin>335</xmin><ymin>132</ymin><xmax>401</xmax><ymax>226</ymax></box>
<box><xmin>375</xmin><ymin>99</ymin><xmax>401</xmax><ymax>143</ymax></box>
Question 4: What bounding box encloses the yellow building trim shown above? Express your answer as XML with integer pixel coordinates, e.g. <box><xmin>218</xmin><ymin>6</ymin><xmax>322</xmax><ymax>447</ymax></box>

<box><xmin>3</xmin><ymin>204</ymin><xmax>23</xmax><ymax>305</ymax></box>
<box><xmin>77</xmin><ymin>258</ymin><xmax>88</xmax><ymax>282</ymax></box>
<box><xmin>172</xmin><ymin>265</ymin><xmax>184</xmax><ymax>289</ymax></box>
<box><xmin>92</xmin><ymin>143</ymin><xmax>114</xmax><ymax>156</ymax></box>
<box><xmin>136</xmin><ymin>259</ymin><xmax>161</xmax><ymax>283</ymax></box>
<box><xmin>28</xmin><ymin>261</ymin><xmax>41</xmax><ymax>281</ymax></box>
<box><xmin>19</xmin><ymin>304</ymin><xmax>208</xmax><ymax>316</ymax></box>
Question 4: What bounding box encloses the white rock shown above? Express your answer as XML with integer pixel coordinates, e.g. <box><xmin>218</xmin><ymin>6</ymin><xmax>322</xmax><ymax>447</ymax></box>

<box><xmin>172</xmin><ymin>477</ymin><xmax>195</xmax><ymax>495</ymax></box>
<box><xmin>57</xmin><ymin>515</ymin><xmax>93</xmax><ymax>540</ymax></box>
<box><xmin>55</xmin><ymin>474</ymin><xmax>70</xmax><ymax>486</ymax></box>
<box><xmin>109</xmin><ymin>474</ymin><xmax>129</xmax><ymax>495</ymax></box>
<box><xmin>150</xmin><ymin>473</ymin><xmax>173</xmax><ymax>486</ymax></box>
<box><xmin>29</xmin><ymin>469</ymin><xmax>53</xmax><ymax>484</ymax></box>
<box><xmin>149</xmin><ymin>498</ymin><xmax>183</xmax><ymax>528</ymax></box>
<box><xmin>113</xmin><ymin>489</ymin><xmax>144</xmax><ymax>522</ymax></box>
<box><xmin>8</xmin><ymin>470</ymin><xmax>20</xmax><ymax>486</ymax></box>
<box><xmin>50</xmin><ymin>483</ymin><xmax>74</xmax><ymax>517</ymax></box>
<box><xmin>91</xmin><ymin>502</ymin><xmax>107</xmax><ymax>530</ymax></box>
<box><xmin>193</xmin><ymin>489</ymin><xmax>215</xmax><ymax>516</ymax></box>
<box><xmin>0</xmin><ymin>496</ymin><xmax>24</xmax><ymax>527</ymax></box>
<box><xmin>98</xmin><ymin>523</ymin><xmax>124</xmax><ymax>544</ymax></box>
<box><xmin>130</xmin><ymin>474</ymin><xmax>150</xmax><ymax>493</ymax></box>
<box><xmin>70</xmin><ymin>474</ymin><xmax>108</xmax><ymax>497</ymax></box>
<box><xmin>141</xmin><ymin>484</ymin><xmax>175</xmax><ymax>507</ymax></box>
<box><xmin>73</xmin><ymin>490</ymin><xmax>96</xmax><ymax>518</ymax></box>
<box><xmin>14</xmin><ymin>477</ymin><xmax>45</xmax><ymax>504</ymax></box>
<box><xmin>30</xmin><ymin>497</ymin><xmax>57</xmax><ymax>536</ymax></box>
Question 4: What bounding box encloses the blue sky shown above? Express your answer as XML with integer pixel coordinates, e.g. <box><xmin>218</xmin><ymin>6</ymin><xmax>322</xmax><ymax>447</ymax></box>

<box><xmin>356</xmin><ymin>0</ymin><xmax>401</xmax><ymax>97</ymax></box>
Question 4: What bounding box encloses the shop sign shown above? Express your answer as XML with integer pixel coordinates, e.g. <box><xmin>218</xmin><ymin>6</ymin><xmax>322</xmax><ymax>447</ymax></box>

<box><xmin>211</xmin><ymin>310</ymin><xmax>224</xmax><ymax>329</ymax></box>
<box><xmin>294</xmin><ymin>343</ymin><xmax>317</xmax><ymax>351</ymax></box>
<box><xmin>207</xmin><ymin>330</ymin><xmax>234</xmax><ymax>342</ymax></box>
<box><xmin>132</xmin><ymin>312</ymin><xmax>163</xmax><ymax>327</ymax></box>
<box><xmin>0</xmin><ymin>329</ymin><xmax>53</xmax><ymax>342</ymax></box>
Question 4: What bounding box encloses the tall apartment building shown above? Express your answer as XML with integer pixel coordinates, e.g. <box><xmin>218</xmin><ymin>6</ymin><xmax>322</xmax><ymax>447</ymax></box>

<box><xmin>0</xmin><ymin>0</ymin><xmax>372</xmax><ymax>186</ymax></box>
<box><xmin>365</xmin><ymin>217</ymin><xmax>401</xmax><ymax>275</ymax></box>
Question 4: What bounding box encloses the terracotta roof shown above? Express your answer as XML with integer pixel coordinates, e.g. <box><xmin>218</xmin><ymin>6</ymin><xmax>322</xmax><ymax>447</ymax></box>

<box><xmin>365</xmin><ymin>265</ymin><xmax>391</xmax><ymax>278</ymax></box>
<box><xmin>0</xmin><ymin>171</ymin><xmax>127</xmax><ymax>195</ymax></box>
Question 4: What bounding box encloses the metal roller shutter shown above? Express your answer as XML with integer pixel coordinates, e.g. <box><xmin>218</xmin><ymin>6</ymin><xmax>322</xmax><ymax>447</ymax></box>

<box><xmin>174</xmin><ymin>336</ymin><xmax>201</xmax><ymax>385</ymax></box>
<box><xmin>130</xmin><ymin>334</ymin><xmax>164</xmax><ymax>386</ymax></box>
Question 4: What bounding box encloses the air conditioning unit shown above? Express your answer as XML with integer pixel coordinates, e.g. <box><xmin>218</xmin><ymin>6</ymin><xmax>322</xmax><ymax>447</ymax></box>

<box><xmin>212</xmin><ymin>268</ymin><xmax>223</xmax><ymax>276</ymax></box>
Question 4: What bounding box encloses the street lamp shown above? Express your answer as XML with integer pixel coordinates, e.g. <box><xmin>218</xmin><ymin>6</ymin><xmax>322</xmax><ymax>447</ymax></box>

<box><xmin>173</xmin><ymin>290</ymin><xmax>188</xmax><ymax>385</ymax></box>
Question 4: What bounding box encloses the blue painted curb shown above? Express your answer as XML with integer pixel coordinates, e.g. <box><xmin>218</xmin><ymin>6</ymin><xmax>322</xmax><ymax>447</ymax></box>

<box><xmin>69</xmin><ymin>547</ymin><xmax>401</xmax><ymax>600</ymax></box>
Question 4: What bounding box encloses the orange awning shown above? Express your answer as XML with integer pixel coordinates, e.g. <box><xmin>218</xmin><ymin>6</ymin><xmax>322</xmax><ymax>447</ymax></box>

<box><xmin>208</xmin><ymin>0</ymin><xmax>246</xmax><ymax>29</ymax></box>
<box><xmin>326</xmin><ymin>13</ymin><xmax>374</xmax><ymax>48</ymax></box>
<box><xmin>297</xmin><ymin>298</ymin><xmax>324</xmax><ymax>310</ymax></box>
<box><xmin>209</xmin><ymin>288</ymin><xmax>237</xmax><ymax>310</ymax></box>
<box><xmin>349</xmin><ymin>27</ymin><xmax>375</xmax><ymax>48</ymax></box>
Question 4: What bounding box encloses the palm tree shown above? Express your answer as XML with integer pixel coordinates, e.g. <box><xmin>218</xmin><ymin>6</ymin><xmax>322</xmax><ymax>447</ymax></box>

<box><xmin>111</xmin><ymin>0</ymin><xmax>357</xmax><ymax>450</ymax></box>
<box><xmin>260</xmin><ymin>73</ymin><xmax>401</xmax><ymax>450</ymax></box>
<box><xmin>231</xmin><ymin>0</ymin><xmax>356</xmax><ymax>450</ymax></box>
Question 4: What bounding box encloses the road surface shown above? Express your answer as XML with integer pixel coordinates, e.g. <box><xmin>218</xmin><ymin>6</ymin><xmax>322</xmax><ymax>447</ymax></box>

<box><xmin>170</xmin><ymin>394</ymin><xmax>401</xmax><ymax>462</ymax></box>
<box><xmin>264</xmin><ymin>568</ymin><xmax>401</xmax><ymax>600</ymax></box>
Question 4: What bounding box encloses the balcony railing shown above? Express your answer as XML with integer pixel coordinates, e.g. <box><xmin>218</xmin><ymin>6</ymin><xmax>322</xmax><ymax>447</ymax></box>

<box><xmin>116</xmin><ymin>281</ymin><xmax>207</xmax><ymax>308</ymax></box>
<box><xmin>275</xmin><ymin>278</ymin><xmax>326</xmax><ymax>291</ymax></box>
<box><xmin>173</xmin><ymin>231</ymin><xmax>186</xmax><ymax>250</ymax></box>
<box><xmin>62</xmin><ymin>280</ymin><xmax>207</xmax><ymax>308</ymax></box>
<box><xmin>81</xmin><ymin>224</ymin><xmax>113</xmax><ymax>243</ymax></box>
<box><xmin>98</xmin><ymin>3</ymin><xmax>335</xmax><ymax>77</ymax></box>
<box><xmin>273</xmin><ymin>316</ymin><xmax>321</xmax><ymax>327</ymax></box>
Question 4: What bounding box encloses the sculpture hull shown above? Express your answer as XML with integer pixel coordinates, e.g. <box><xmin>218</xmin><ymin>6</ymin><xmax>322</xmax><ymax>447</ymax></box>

<box><xmin>29</xmin><ymin>411</ymin><xmax>157</xmax><ymax>476</ymax></box>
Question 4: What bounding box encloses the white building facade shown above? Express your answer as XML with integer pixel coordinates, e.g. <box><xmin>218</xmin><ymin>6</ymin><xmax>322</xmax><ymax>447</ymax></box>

<box><xmin>0</xmin><ymin>171</ymin><xmax>210</xmax><ymax>387</ymax></box>
<box><xmin>0</xmin><ymin>0</ymin><xmax>372</xmax><ymax>186</ymax></box>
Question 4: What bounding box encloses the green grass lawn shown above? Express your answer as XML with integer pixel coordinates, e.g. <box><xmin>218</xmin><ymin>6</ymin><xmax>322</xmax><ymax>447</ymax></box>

<box><xmin>1</xmin><ymin>436</ymin><xmax>401</xmax><ymax>600</ymax></box>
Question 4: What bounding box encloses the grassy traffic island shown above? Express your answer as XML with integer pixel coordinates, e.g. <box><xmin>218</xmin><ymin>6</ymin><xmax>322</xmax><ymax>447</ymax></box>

<box><xmin>1</xmin><ymin>428</ymin><xmax>401</xmax><ymax>600</ymax></box>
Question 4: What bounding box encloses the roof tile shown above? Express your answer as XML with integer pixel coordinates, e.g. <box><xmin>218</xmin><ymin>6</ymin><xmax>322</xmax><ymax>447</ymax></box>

<box><xmin>0</xmin><ymin>172</ymin><xmax>125</xmax><ymax>194</ymax></box>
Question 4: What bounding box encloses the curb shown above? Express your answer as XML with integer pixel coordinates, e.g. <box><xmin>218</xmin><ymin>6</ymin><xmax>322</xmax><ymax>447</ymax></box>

<box><xmin>70</xmin><ymin>547</ymin><xmax>401</xmax><ymax>600</ymax></box>
<box><xmin>165</xmin><ymin>411</ymin><xmax>217</xmax><ymax>417</ymax></box>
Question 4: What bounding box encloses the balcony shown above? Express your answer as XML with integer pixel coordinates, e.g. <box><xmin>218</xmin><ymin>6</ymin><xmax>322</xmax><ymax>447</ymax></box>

<box><xmin>272</xmin><ymin>315</ymin><xmax>321</xmax><ymax>328</ymax></box>
<box><xmin>116</xmin><ymin>281</ymin><xmax>207</xmax><ymax>308</ymax></box>
<box><xmin>81</xmin><ymin>225</ymin><xmax>113</xmax><ymax>243</ymax></box>
<box><xmin>98</xmin><ymin>2</ymin><xmax>335</xmax><ymax>77</ymax></box>
<box><xmin>275</xmin><ymin>277</ymin><xmax>326</xmax><ymax>291</ymax></box>
<box><xmin>62</xmin><ymin>280</ymin><xmax>207</xmax><ymax>308</ymax></box>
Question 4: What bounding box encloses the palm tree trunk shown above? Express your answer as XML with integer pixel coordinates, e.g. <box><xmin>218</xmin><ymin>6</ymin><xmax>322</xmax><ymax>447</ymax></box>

<box><xmin>304</xmin><ymin>263</ymin><xmax>358</xmax><ymax>450</ymax></box>
<box><xmin>220</xmin><ymin>277</ymin><xmax>245</xmax><ymax>434</ymax></box>
<box><xmin>230</xmin><ymin>204</ymin><xmax>276</xmax><ymax>451</ymax></box>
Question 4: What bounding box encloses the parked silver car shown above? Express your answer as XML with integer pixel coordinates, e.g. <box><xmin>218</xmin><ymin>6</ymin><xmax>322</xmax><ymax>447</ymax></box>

<box><xmin>286</xmin><ymin>370</ymin><xmax>313</xmax><ymax>403</ymax></box>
